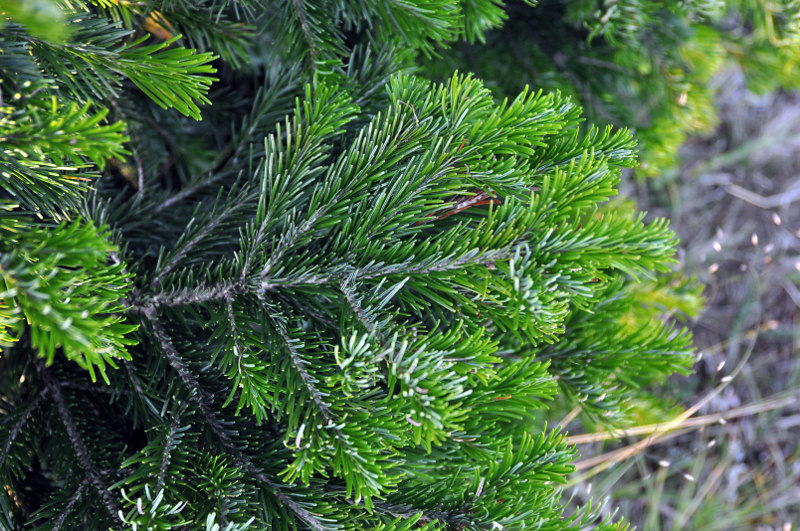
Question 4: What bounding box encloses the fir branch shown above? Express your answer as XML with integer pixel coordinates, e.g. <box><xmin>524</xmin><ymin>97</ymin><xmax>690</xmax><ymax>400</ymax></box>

<box><xmin>0</xmin><ymin>94</ymin><xmax>128</xmax><ymax>216</ymax></box>
<box><xmin>137</xmin><ymin>245</ymin><xmax>515</xmax><ymax>314</ymax></box>
<box><xmin>290</xmin><ymin>0</ymin><xmax>319</xmax><ymax>68</ymax></box>
<box><xmin>226</xmin><ymin>294</ymin><xmax>246</xmax><ymax>374</ymax></box>
<box><xmin>52</xmin><ymin>478</ymin><xmax>89</xmax><ymax>531</ymax></box>
<box><xmin>41</xmin><ymin>364</ymin><xmax>120</xmax><ymax>523</ymax></box>
<box><xmin>208</xmin><ymin>444</ymin><xmax>329</xmax><ymax>531</ymax></box>
<box><xmin>240</xmin><ymin>225</ymin><xmax>266</xmax><ymax>284</ymax></box>
<box><xmin>2</xmin><ymin>217</ymin><xmax>137</xmax><ymax>381</ymax></box>
<box><xmin>3</xmin><ymin>2</ymin><xmax>705</xmax><ymax>527</ymax></box>
<box><xmin>267</xmin><ymin>483</ymin><xmax>327</xmax><ymax>531</ymax></box>
<box><xmin>151</xmin><ymin>198</ymin><xmax>243</xmax><ymax>288</ymax></box>
<box><xmin>360</xmin><ymin>247</ymin><xmax>515</xmax><ymax>280</ymax></box>
<box><xmin>147</xmin><ymin>310</ymin><xmax>256</xmax><ymax>466</ymax></box>
<box><xmin>361</xmin><ymin>159</ymin><xmax>458</xmax><ymax>243</ymax></box>
<box><xmin>116</xmin><ymin>36</ymin><xmax>218</xmax><ymax>120</ymax></box>
<box><xmin>272</xmin><ymin>317</ymin><xmax>333</xmax><ymax>422</ymax></box>
<box><xmin>153</xmin><ymin>164</ymin><xmax>228</xmax><ymax>213</ymax></box>
<box><xmin>258</xmin><ymin>274</ymin><xmax>331</xmax><ymax>295</ymax></box>
<box><xmin>259</xmin><ymin>210</ymin><xmax>326</xmax><ymax>278</ymax></box>
<box><xmin>0</xmin><ymin>389</ymin><xmax>46</xmax><ymax>469</ymax></box>
<box><xmin>339</xmin><ymin>277</ymin><xmax>378</xmax><ymax>338</ymax></box>
<box><xmin>138</xmin><ymin>280</ymin><xmax>245</xmax><ymax>309</ymax></box>
<box><xmin>370</xmin><ymin>500</ymin><xmax>456</xmax><ymax>527</ymax></box>
<box><xmin>157</xmin><ymin>410</ymin><xmax>183</xmax><ymax>492</ymax></box>
<box><xmin>154</xmin><ymin>75</ymin><xmax>301</xmax><ymax>212</ymax></box>
<box><xmin>259</xmin><ymin>108</ymin><xmax>420</xmax><ymax>279</ymax></box>
<box><xmin>144</xmin><ymin>308</ymin><xmax>213</xmax><ymax>415</ymax></box>
<box><xmin>60</xmin><ymin>381</ymin><xmax>128</xmax><ymax>395</ymax></box>
<box><xmin>122</xmin><ymin>359</ymin><xmax>146</xmax><ymax>398</ymax></box>
<box><xmin>145</xmin><ymin>309</ymin><xmax>328</xmax><ymax>529</ymax></box>
<box><xmin>133</xmin><ymin>277</ymin><xmax>267</xmax><ymax>311</ymax></box>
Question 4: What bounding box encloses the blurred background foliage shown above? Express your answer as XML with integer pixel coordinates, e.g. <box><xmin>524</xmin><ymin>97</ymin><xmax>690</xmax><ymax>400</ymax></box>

<box><xmin>423</xmin><ymin>0</ymin><xmax>800</xmax><ymax>176</ymax></box>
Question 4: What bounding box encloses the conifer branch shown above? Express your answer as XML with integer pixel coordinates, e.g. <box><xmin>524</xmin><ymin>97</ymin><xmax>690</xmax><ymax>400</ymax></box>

<box><xmin>60</xmin><ymin>381</ymin><xmax>128</xmax><ymax>395</ymax></box>
<box><xmin>362</xmin><ymin>161</ymin><xmax>457</xmax><ymax>243</ymax></box>
<box><xmin>52</xmin><ymin>479</ymin><xmax>89</xmax><ymax>531</ymax></box>
<box><xmin>157</xmin><ymin>410</ymin><xmax>183</xmax><ymax>492</ymax></box>
<box><xmin>144</xmin><ymin>308</ymin><xmax>217</xmax><ymax>419</ymax></box>
<box><xmin>154</xmin><ymin>78</ymin><xmax>296</xmax><ymax>212</ymax></box>
<box><xmin>145</xmin><ymin>313</ymin><xmax>235</xmax><ymax>442</ymax></box>
<box><xmin>260</xmin><ymin>113</ymin><xmax>418</xmax><ymax>280</ymax></box>
<box><xmin>137</xmin><ymin>280</ymin><xmax>245</xmax><ymax>309</ymax></box>
<box><xmin>3</xmin><ymin>3</ymin><xmax>706</xmax><ymax>522</ymax></box>
<box><xmin>360</xmin><ymin>247</ymin><xmax>515</xmax><ymax>279</ymax></box>
<box><xmin>258</xmin><ymin>274</ymin><xmax>331</xmax><ymax>294</ymax></box>
<box><xmin>370</xmin><ymin>500</ymin><xmax>456</xmax><ymax>526</ymax></box>
<box><xmin>259</xmin><ymin>212</ymin><xmax>324</xmax><ymax>278</ymax></box>
<box><xmin>137</xmin><ymin>246</ymin><xmax>514</xmax><ymax>314</ymax></box>
<box><xmin>198</xmin><ymin>444</ymin><xmax>329</xmax><ymax>530</ymax></box>
<box><xmin>338</xmin><ymin>276</ymin><xmax>390</xmax><ymax>349</ymax></box>
<box><xmin>155</xmin><ymin>171</ymin><xmax>227</xmax><ymax>213</ymax></box>
<box><xmin>122</xmin><ymin>360</ymin><xmax>146</xmax><ymax>398</ymax></box>
<box><xmin>339</xmin><ymin>278</ymin><xmax>377</xmax><ymax>336</ymax></box>
<box><xmin>134</xmin><ymin>276</ymin><xmax>308</xmax><ymax>310</ymax></box>
<box><xmin>241</xmin><ymin>224</ymin><xmax>266</xmax><ymax>283</ymax></box>
<box><xmin>241</xmin><ymin>458</ymin><xmax>328</xmax><ymax>529</ymax></box>
<box><xmin>291</xmin><ymin>0</ymin><xmax>319</xmax><ymax>68</ymax></box>
<box><xmin>226</xmin><ymin>294</ymin><xmax>246</xmax><ymax>374</ymax></box>
<box><xmin>268</xmin><ymin>483</ymin><xmax>327</xmax><ymax>531</ymax></box>
<box><xmin>0</xmin><ymin>390</ymin><xmax>46</xmax><ymax>468</ymax></box>
<box><xmin>42</xmin><ymin>365</ymin><xmax>120</xmax><ymax>523</ymax></box>
<box><xmin>272</xmin><ymin>318</ymin><xmax>333</xmax><ymax>422</ymax></box>
<box><xmin>145</xmin><ymin>309</ymin><xmax>328</xmax><ymax>528</ymax></box>
<box><xmin>152</xmin><ymin>198</ymin><xmax>246</xmax><ymax>288</ymax></box>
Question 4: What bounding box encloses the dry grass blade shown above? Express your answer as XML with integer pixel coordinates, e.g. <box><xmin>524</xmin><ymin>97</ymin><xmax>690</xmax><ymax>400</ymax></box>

<box><xmin>568</xmin><ymin>392</ymin><xmax>798</xmax><ymax>446</ymax></box>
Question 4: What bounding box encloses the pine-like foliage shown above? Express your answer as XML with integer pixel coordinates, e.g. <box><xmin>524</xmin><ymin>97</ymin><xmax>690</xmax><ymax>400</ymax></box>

<box><xmin>423</xmin><ymin>0</ymin><xmax>800</xmax><ymax>174</ymax></box>
<box><xmin>2</xmin><ymin>1</ymin><xmax>695</xmax><ymax>529</ymax></box>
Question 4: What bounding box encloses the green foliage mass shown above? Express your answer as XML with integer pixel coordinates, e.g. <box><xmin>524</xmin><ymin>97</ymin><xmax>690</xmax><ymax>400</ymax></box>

<box><xmin>0</xmin><ymin>1</ymin><xmax>704</xmax><ymax>529</ymax></box>
<box><xmin>423</xmin><ymin>0</ymin><xmax>800</xmax><ymax>174</ymax></box>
